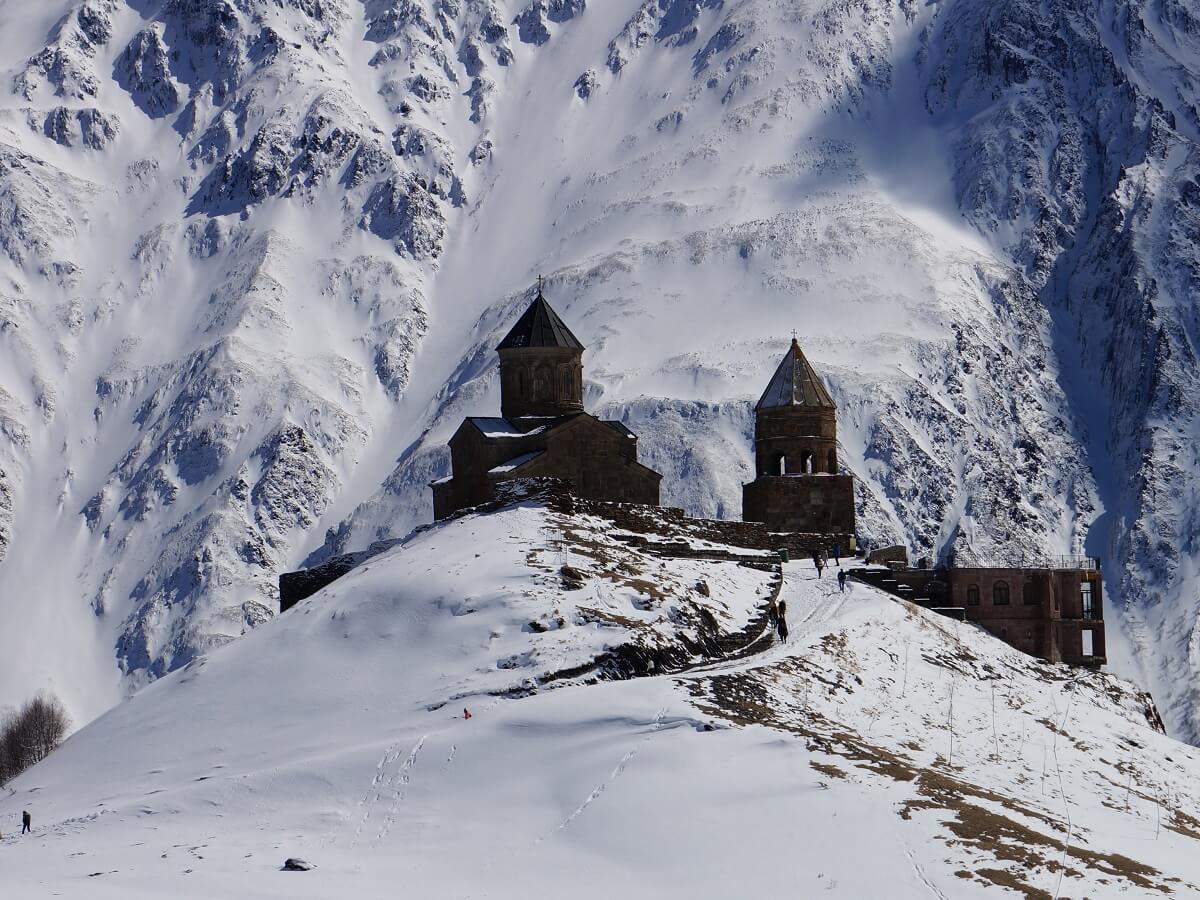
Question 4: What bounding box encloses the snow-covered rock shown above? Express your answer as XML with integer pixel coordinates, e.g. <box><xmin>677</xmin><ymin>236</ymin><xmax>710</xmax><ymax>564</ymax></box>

<box><xmin>0</xmin><ymin>0</ymin><xmax>1197</xmax><ymax>748</ymax></box>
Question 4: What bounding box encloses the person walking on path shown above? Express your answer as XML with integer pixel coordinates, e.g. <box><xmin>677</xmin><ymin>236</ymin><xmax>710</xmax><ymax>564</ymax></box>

<box><xmin>832</xmin><ymin>542</ymin><xmax>841</xmax><ymax>566</ymax></box>
<box><xmin>21</xmin><ymin>810</ymin><xmax>31</xmax><ymax>834</ymax></box>
<box><xmin>837</xmin><ymin>569</ymin><xmax>847</xmax><ymax>592</ymax></box>
<box><xmin>776</xmin><ymin>598</ymin><xmax>789</xmax><ymax>642</ymax></box>
<box><xmin>814</xmin><ymin>555</ymin><xmax>824</xmax><ymax>579</ymax></box>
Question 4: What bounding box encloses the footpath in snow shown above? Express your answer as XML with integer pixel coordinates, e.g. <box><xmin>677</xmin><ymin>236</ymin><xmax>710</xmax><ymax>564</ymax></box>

<box><xmin>2</xmin><ymin>504</ymin><xmax>1198</xmax><ymax>899</ymax></box>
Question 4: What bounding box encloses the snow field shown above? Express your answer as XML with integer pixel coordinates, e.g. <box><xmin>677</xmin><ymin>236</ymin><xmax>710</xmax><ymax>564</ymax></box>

<box><xmin>3</xmin><ymin>502</ymin><xmax>1198</xmax><ymax>898</ymax></box>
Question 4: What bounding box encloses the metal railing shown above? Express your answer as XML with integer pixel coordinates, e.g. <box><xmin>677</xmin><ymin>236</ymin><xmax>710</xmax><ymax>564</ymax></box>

<box><xmin>947</xmin><ymin>554</ymin><xmax>1099</xmax><ymax>571</ymax></box>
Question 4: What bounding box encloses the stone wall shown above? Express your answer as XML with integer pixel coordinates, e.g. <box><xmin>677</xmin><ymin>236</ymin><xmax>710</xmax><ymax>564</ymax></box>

<box><xmin>504</xmin><ymin>419</ymin><xmax>658</xmax><ymax>507</ymax></box>
<box><xmin>498</xmin><ymin>345</ymin><xmax>583</xmax><ymax>419</ymax></box>
<box><xmin>742</xmin><ymin>474</ymin><xmax>856</xmax><ymax>535</ymax></box>
<box><xmin>435</xmin><ymin>415</ymin><xmax>659</xmax><ymax>520</ymax></box>
<box><xmin>556</xmin><ymin>493</ymin><xmax>853</xmax><ymax>558</ymax></box>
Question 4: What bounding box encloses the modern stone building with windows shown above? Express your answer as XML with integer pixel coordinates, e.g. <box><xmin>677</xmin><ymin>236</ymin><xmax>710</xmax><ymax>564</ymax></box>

<box><xmin>947</xmin><ymin>565</ymin><xmax>1105</xmax><ymax>667</ymax></box>
<box><xmin>431</xmin><ymin>289</ymin><xmax>662</xmax><ymax>520</ymax></box>
<box><xmin>850</xmin><ymin>558</ymin><xmax>1106</xmax><ymax>668</ymax></box>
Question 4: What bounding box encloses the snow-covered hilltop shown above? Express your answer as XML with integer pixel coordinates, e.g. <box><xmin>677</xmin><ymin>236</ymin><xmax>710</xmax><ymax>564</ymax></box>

<box><xmin>0</xmin><ymin>0</ymin><xmax>1198</xmax><ymax>742</ymax></box>
<box><xmin>1</xmin><ymin>498</ymin><xmax>1195</xmax><ymax>898</ymax></box>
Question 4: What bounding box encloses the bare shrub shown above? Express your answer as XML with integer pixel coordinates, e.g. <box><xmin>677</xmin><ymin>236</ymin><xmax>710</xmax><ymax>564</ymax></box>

<box><xmin>0</xmin><ymin>692</ymin><xmax>71</xmax><ymax>785</ymax></box>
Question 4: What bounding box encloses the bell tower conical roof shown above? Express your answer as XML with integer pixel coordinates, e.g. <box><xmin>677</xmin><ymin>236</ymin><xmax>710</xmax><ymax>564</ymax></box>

<box><xmin>497</xmin><ymin>288</ymin><xmax>584</xmax><ymax>351</ymax></box>
<box><xmin>756</xmin><ymin>337</ymin><xmax>835</xmax><ymax>410</ymax></box>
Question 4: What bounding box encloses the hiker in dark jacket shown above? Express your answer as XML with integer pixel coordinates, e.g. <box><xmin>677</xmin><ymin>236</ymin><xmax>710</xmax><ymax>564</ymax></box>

<box><xmin>21</xmin><ymin>810</ymin><xmax>31</xmax><ymax>834</ymax></box>
<box><xmin>776</xmin><ymin>599</ymin><xmax>788</xmax><ymax>642</ymax></box>
<box><xmin>837</xmin><ymin>569</ymin><xmax>847</xmax><ymax>592</ymax></box>
<box><xmin>832</xmin><ymin>542</ymin><xmax>841</xmax><ymax>566</ymax></box>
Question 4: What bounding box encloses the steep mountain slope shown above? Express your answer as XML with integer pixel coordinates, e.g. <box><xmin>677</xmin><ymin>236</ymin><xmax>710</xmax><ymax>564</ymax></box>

<box><xmin>1</xmin><ymin>500</ymin><xmax>1194</xmax><ymax>899</ymax></box>
<box><xmin>0</xmin><ymin>0</ymin><xmax>1197</xmax><ymax>740</ymax></box>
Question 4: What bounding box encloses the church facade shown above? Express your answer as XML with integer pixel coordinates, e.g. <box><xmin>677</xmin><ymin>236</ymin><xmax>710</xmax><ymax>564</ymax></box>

<box><xmin>431</xmin><ymin>290</ymin><xmax>662</xmax><ymax>520</ymax></box>
<box><xmin>742</xmin><ymin>338</ymin><xmax>856</xmax><ymax>543</ymax></box>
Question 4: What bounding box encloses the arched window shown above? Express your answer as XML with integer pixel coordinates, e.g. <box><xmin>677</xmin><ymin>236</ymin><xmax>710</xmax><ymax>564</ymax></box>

<box><xmin>801</xmin><ymin>451</ymin><xmax>813</xmax><ymax>474</ymax></box>
<box><xmin>775</xmin><ymin>453</ymin><xmax>786</xmax><ymax>475</ymax></box>
<box><xmin>993</xmin><ymin>581</ymin><xmax>1010</xmax><ymax>606</ymax></box>
<box><xmin>827</xmin><ymin>450</ymin><xmax>837</xmax><ymax>474</ymax></box>
<box><xmin>966</xmin><ymin>585</ymin><xmax>980</xmax><ymax>606</ymax></box>
<box><xmin>557</xmin><ymin>366</ymin><xmax>570</xmax><ymax>399</ymax></box>
<box><xmin>517</xmin><ymin>368</ymin><xmax>528</xmax><ymax>396</ymax></box>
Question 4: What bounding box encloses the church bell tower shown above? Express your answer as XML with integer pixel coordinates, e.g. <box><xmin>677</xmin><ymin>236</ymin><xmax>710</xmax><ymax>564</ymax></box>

<box><xmin>742</xmin><ymin>337</ymin><xmax>856</xmax><ymax>539</ymax></box>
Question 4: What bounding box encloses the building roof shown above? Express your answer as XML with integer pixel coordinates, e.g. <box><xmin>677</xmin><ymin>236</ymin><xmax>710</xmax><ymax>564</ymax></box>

<box><xmin>466</xmin><ymin>417</ymin><xmax>527</xmax><ymax>437</ymax></box>
<box><xmin>602</xmin><ymin>420</ymin><xmax>638</xmax><ymax>439</ymax></box>
<box><xmin>756</xmin><ymin>338</ymin><xmax>835</xmax><ymax>410</ymax></box>
<box><xmin>464</xmin><ymin>416</ymin><xmax>564</xmax><ymax>439</ymax></box>
<box><xmin>497</xmin><ymin>289</ymin><xmax>584</xmax><ymax>351</ymax></box>
<box><xmin>488</xmin><ymin>450</ymin><xmax>545</xmax><ymax>474</ymax></box>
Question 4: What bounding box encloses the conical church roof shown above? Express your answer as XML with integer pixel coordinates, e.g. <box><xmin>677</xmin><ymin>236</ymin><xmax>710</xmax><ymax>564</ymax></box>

<box><xmin>497</xmin><ymin>289</ymin><xmax>584</xmax><ymax>351</ymax></box>
<box><xmin>756</xmin><ymin>338</ymin><xmax>835</xmax><ymax>410</ymax></box>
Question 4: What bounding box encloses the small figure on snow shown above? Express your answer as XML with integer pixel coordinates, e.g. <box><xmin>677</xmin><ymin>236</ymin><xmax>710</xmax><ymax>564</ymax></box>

<box><xmin>832</xmin><ymin>542</ymin><xmax>841</xmax><ymax>566</ymax></box>
<box><xmin>21</xmin><ymin>810</ymin><xmax>31</xmax><ymax>834</ymax></box>
<box><xmin>837</xmin><ymin>569</ymin><xmax>847</xmax><ymax>593</ymax></box>
<box><xmin>463</xmin><ymin>708</ymin><xmax>472</xmax><ymax>720</ymax></box>
<box><xmin>814</xmin><ymin>554</ymin><xmax>825</xmax><ymax>579</ymax></box>
<box><xmin>776</xmin><ymin>599</ymin><xmax>788</xmax><ymax>642</ymax></box>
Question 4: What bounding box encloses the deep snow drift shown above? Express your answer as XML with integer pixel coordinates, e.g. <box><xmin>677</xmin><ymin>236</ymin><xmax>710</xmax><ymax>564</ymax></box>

<box><xmin>2</xmin><ymin>500</ymin><xmax>1197</xmax><ymax>898</ymax></box>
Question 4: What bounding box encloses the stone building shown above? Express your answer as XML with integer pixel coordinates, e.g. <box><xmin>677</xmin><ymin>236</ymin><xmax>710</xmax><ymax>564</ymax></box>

<box><xmin>947</xmin><ymin>565</ymin><xmax>1105</xmax><ymax>667</ymax></box>
<box><xmin>742</xmin><ymin>338</ymin><xmax>856</xmax><ymax>543</ymax></box>
<box><xmin>850</xmin><ymin>560</ymin><xmax>1106</xmax><ymax>668</ymax></box>
<box><xmin>431</xmin><ymin>289</ymin><xmax>661</xmax><ymax>520</ymax></box>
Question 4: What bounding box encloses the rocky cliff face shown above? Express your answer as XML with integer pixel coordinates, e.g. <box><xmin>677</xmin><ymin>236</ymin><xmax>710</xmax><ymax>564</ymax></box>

<box><xmin>0</xmin><ymin>0</ymin><xmax>1197</xmax><ymax>739</ymax></box>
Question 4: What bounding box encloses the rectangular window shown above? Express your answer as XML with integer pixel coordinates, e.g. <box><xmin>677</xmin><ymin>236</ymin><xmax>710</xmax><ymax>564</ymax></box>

<box><xmin>1081</xmin><ymin>581</ymin><xmax>1096</xmax><ymax>620</ymax></box>
<box><xmin>966</xmin><ymin>585</ymin><xmax>980</xmax><ymax>606</ymax></box>
<box><xmin>1082</xmin><ymin>629</ymin><xmax>1094</xmax><ymax>657</ymax></box>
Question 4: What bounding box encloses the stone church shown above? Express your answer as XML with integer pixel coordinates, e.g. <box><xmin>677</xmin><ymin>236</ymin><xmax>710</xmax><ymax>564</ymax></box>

<box><xmin>742</xmin><ymin>338</ymin><xmax>856</xmax><ymax>542</ymax></box>
<box><xmin>431</xmin><ymin>289</ymin><xmax>662</xmax><ymax>519</ymax></box>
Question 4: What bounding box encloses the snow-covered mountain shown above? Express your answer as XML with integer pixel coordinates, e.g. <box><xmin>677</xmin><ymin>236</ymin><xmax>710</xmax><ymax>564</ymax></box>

<box><xmin>0</xmin><ymin>0</ymin><xmax>1198</xmax><ymax>742</ymax></box>
<box><xmin>2</xmin><ymin>498</ymin><xmax>1194</xmax><ymax>898</ymax></box>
